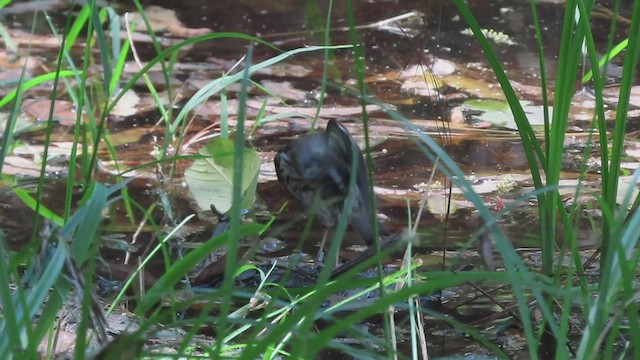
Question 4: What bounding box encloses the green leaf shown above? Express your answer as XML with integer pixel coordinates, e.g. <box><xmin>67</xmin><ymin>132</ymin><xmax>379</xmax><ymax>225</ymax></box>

<box><xmin>463</xmin><ymin>99</ymin><xmax>552</xmax><ymax>131</ymax></box>
<box><xmin>463</xmin><ymin>99</ymin><xmax>511</xmax><ymax>112</ymax></box>
<box><xmin>185</xmin><ymin>137</ymin><xmax>260</xmax><ymax>214</ymax></box>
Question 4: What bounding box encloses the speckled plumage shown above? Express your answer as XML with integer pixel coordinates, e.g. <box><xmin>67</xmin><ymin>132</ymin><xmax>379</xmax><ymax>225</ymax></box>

<box><xmin>274</xmin><ymin>120</ymin><xmax>388</xmax><ymax>246</ymax></box>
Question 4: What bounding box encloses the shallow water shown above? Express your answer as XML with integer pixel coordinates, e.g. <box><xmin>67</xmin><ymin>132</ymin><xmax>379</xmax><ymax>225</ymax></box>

<box><xmin>0</xmin><ymin>0</ymin><xmax>636</xmax><ymax>358</ymax></box>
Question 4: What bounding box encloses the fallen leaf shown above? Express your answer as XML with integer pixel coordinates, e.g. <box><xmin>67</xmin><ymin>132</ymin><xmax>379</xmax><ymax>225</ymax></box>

<box><xmin>185</xmin><ymin>137</ymin><xmax>260</xmax><ymax>214</ymax></box>
<box><xmin>248</xmin><ymin>100</ymin><xmax>388</xmax><ymax>117</ymax></box>
<box><xmin>22</xmin><ymin>98</ymin><xmax>81</xmax><ymax>126</ymax></box>
<box><xmin>110</xmin><ymin>90</ymin><xmax>141</xmax><ymax>117</ymax></box>
<box><xmin>261</xmin><ymin>80</ymin><xmax>308</xmax><ymax>101</ymax></box>
<box><xmin>443</xmin><ymin>73</ymin><xmax>505</xmax><ymax>99</ymax></box>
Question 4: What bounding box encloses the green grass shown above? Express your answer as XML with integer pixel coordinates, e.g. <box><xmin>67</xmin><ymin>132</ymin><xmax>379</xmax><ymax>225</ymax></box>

<box><xmin>0</xmin><ymin>0</ymin><xmax>639</xmax><ymax>359</ymax></box>
<box><xmin>453</xmin><ymin>0</ymin><xmax>640</xmax><ymax>358</ymax></box>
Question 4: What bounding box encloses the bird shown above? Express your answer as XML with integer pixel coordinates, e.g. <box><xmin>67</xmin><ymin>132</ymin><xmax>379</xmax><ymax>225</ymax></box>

<box><xmin>274</xmin><ymin>119</ymin><xmax>389</xmax><ymax>265</ymax></box>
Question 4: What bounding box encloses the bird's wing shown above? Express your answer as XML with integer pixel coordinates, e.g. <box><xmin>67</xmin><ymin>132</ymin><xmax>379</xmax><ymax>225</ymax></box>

<box><xmin>325</xmin><ymin>120</ymin><xmax>374</xmax><ymax>211</ymax></box>
<box><xmin>275</xmin><ymin>146</ymin><xmax>337</xmax><ymax>227</ymax></box>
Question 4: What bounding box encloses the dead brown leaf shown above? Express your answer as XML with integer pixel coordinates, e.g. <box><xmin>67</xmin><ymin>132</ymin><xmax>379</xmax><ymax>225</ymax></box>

<box><xmin>22</xmin><ymin>98</ymin><xmax>81</xmax><ymax>126</ymax></box>
<box><xmin>168</xmin><ymin>23</ymin><xmax>212</xmax><ymax>38</ymax></box>
<box><xmin>247</xmin><ymin>100</ymin><xmax>387</xmax><ymax>117</ymax></box>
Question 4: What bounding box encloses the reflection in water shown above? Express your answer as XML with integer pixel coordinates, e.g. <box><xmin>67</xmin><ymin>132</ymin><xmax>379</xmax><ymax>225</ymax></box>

<box><xmin>455</xmin><ymin>140</ymin><xmax>529</xmax><ymax>171</ymax></box>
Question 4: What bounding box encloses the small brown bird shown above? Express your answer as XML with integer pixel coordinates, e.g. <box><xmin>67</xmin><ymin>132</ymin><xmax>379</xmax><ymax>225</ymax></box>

<box><xmin>274</xmin><ymin>119</ymin><xmax>388</xmax><ymax>264</ymax></box>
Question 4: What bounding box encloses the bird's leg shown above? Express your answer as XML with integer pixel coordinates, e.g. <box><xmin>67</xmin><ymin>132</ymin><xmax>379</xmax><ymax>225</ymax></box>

<box><xmin>316</xmin><ymin>228</ymin><xmax>329</xmax><ymax>263</ymax></box>
<box><xmin>315</xmin><ymin>229</ymin><xmax>342</xmax><ymax>268</ymax></box>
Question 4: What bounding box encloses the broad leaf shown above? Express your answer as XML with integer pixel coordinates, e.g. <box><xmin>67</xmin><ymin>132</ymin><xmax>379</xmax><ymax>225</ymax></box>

<box><xmin>185</xmin><ymin>137</ymin><xmax>260</xmax><ymax>214</ymax></box>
